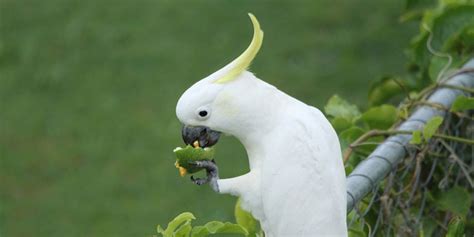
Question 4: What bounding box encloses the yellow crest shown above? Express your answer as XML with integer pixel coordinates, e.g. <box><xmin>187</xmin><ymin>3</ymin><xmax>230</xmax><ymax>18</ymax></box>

<box><xmin>214</xmin><ymin>13</ymin><xmax>264</xmax><ymax>84</ymax></box>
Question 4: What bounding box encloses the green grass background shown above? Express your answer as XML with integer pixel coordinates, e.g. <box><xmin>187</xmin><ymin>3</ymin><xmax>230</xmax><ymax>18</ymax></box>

<box><xmin>1</xmin><ymin>0</ymin><xmax>416</xmax><ymax>236</ymax></box>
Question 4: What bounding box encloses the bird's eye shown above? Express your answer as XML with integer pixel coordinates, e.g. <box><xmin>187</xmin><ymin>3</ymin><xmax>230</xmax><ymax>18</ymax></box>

<box><xmin>196</xmin><ymin>106</ymin><xmax>210</xmax><ymax>120</ymax></box>
<box><xmin>198</xmin><ymin>110</ymin><xmax>208</xmax><ymax>117</ymax></box>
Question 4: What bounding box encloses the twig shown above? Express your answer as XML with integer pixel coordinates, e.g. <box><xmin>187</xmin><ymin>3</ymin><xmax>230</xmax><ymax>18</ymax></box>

<box><xmin>343</xmin><ymin>130</ymin><xmax>386</xmax><ymax>163</ymax></box>
<box><xmin>423</xmin><ymin>23</ymin><xmax>453</xmax><ymax>82</ymax></box>
<box><xmin>439</xmin><ymin>83</ymin><xmax>474</xmax><ymax>94</ymax></box>
<box><xmin>392</xmin><ymin>78</ymin><xmax>412</xmax><ymax>100</ymax></box>
<box><xmin>409</xmin><ymin>100</ymin><xmax>473</xmax><ymax>120</ymax></box>
<box><xmin>395</xmin><ymin>145</ymin><xmax>429</xmax><ymax>196</ymax></box>
<box><xmin>411</xmin><ymin>101</ymin><xmax>448</xmax><ymax>111</ymax></box>
<box><xmin>414</xmin><ymin>84</ymin><xmax>438</xmax><ymax>102</ymax></box>
<box><xmin>441</xmin><ymin>68</ymin><xmax>474</xmax><ymax>82</ymax></box>
<box><xmin>439</xmin><ymin>139</ymin><xmax>474</xmax><ymax>188</ymax></box>
<box><xmin>404</xmin><ymin>68</ymin><xmax>474</xmax><ymax>112</ymax></box>
<box><xmin>426</xmin><ymin>132</ymin><xmax>474</xmax><ymax>145</ymax></box>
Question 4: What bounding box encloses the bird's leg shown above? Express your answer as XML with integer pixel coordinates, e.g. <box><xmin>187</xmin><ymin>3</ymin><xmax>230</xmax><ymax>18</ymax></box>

<box><xmin>189</xmin><ymin>159</ymin><xmax>219</xmax><ymax>192</ymax></box>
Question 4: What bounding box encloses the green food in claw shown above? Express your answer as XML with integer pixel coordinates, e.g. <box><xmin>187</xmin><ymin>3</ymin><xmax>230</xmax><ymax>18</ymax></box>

<box><xmin>173</xmin><ymin>145</ymin><xmax>215</xmax><ymax>176</ymax></box>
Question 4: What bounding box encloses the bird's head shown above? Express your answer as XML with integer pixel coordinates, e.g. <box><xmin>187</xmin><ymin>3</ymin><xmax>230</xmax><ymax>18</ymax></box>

<box><xmin>176</xmin><ymin>14</ymin><xmax>276</xmax><ymax>148</ymax></box>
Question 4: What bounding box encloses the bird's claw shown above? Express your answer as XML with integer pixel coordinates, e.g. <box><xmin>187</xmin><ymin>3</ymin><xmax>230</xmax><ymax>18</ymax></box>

<box><xmin>190</xmin><ymin>175</ymin><xmax>208</xmax><ymax>185</ymax></box>
<box><xmin>189</xmin><ymin>160</ymin><xmax>220</xmax><ymax>192</ymax></box>
<box><xmin>189</xmin><ymin>160</ymin><xmax>216</xmax><ymax>169</ymax></box>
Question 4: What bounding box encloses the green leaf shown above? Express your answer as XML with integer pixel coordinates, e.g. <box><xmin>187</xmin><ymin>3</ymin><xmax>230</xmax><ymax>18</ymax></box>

<box><xmin>348</xmin><ymin>228</ymin><xmax>366</xmax><ymax>237</ymax></box>
<box><xmin>158</xmin><ymin>212</ymin><xmax>248</xmax><ymax>237</ymax></box>
<box><xmin>368</xmin><ymin>76</ymin><xmax>405</xmax><ymax>106</ymax></box>
<box><xmin>330</xmin><ymin>117</ymin><xmax>353</xmax><ymax>133</ymax></box>
<box><xmin>435</xmin><ymin>186</ymin><xmax>471</xmax><ymax>216</ymax></box>
<box><xmin>422</xmin><ymin>116</ymin><xmax>443</xmax><ymax>140</ymax></box>
<box><xmin>344</xmin><ymin>164</ymin><xmax>354</xmax><ymax>175</ymax></box>
<box><xmin>347</xmin><ymin>211</ymin><xmax>367</xmax><ymax>237</ymax></box>
<box><xmin>175</xmin><ymin>221</ymin><xmax>193</xmax><ymax>237</ymax></box>
<box><xmin>409</xmin><ymin>4</ymin><xmax>474</xmax><ymax>72</ymax></box>
<box><xmin>162</xmin><ymin>212</ymin><xmax>196</xmax><ymax>236</ymax></box>
<box><xmin>157</xmin><ymin>225</ymin><xmax>166</xmax><ymax>235</ymax></box>
<box><xmin>360</xmin><ymin>105</ymin><xmax>398</xmax><ymax>130</ymax></box>
<box><xmin>339</xmin><ymin>127</ymin><xmax>366</xmax><ymax>166</ymax></box>
<box><xmin>190</xmin><ymin>226</ymin><xmax>207</xmax><ymax>237</ymax></box>
<box><xmin>339</xmin><ymin>126</ymin><xmax>378</xmax><ymax>155</ymax></box>
<box><xmin>174</xmin><ymin>146</ymin><xmax>216</xmax><ymax>175</ymax></box>
<box><xmin>207</xmin><ymin>221</ymin><xmax>248</xmax><ymax>235</ymax></box>
<box><xmin>446</xmin><ymin>216</ymin><xmax>465</xmax><ymax>237</ymax></box>
<box><xmin>451</xmin><ymin>95</ymin><xmax>474</xmax><ymax>111</ymax></box>
<box><xmin>410</xmin><ymin>130</ymin><xmax>423</xmax><ymax>144</ymax></box>
<box><xmin>191</xmin><ymin>221</ymin><xmax>248</xmax><ymax>237</ymax></box>
<box><xmin>398</xmin><ymin>106</ymin><xmax>410</xmax><ymax>120</ymax></box>
<box><xmin>450</xmin><ymin>26</ymin><xmax>474</xmax><ymax>57</ymax></box>
<box><xmin>428</xmin><ymin>56</ymin><xmax>449</xmax><ymax>81</ymax></box>
<box><xmin>409</xmin><ymin>29</ymin><xmax>431</xmax><ymax>69</ymax></box>
<box><xmin>324</xmin><ymin>95</ymin><xmax>361</xmax><ymax>121</ymax></box>
<box><xmin>204</xmin><ymin>222</ymin><xmax>225</xmax><ymax>233</ymax></box>
<box><xmin>339</xmin><ymin>127</ymin><xmax>366</xmax><ymax>147</ymax></box>
<box><xmin>419</xmin><ymin>217</ymin><xmax>437</xmax><ymax>237</ymax></box>
<box><xmin>432</xmin><ymin>5</ymin><xmax>474</xmax><ymax>52</ymax></box>
<box><xmin>235</xmin><ymin>198</ymin><xmax>259</xmax><ymax>236</ymax></box>
<box><xmin>401</xmin><ymin>0</ymin><xmax>437</xmax><ymax>22</ymax></box>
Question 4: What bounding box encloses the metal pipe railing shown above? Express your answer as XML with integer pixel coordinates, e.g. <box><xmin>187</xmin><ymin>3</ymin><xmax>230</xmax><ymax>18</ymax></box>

<box><xmin>346</xmin><ymin>59</ymin><xmax>474</xmax><ymax>211</ymax></box>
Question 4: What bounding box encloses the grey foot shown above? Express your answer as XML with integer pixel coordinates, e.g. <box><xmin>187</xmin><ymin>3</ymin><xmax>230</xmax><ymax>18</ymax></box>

<box><xmin>189</xmin><ymin>160</ymin><xmax>220</xmax><ymax>192</ymax></box>
<box><xmin>190</xmin><ymin>175</ymin><xmax>208</xmax><ymax>185</ymax></box>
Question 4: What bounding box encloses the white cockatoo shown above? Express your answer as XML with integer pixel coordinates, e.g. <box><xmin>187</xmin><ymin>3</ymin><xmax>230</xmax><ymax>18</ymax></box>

<box><xmin>176</xmin><ymin>14</ymin><xmax>347</xmax><ymax>236</ymax></box>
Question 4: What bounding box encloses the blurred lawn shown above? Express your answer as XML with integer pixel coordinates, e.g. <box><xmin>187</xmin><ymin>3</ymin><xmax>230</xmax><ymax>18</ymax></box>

<box><xmin>0</xmin><ymin>0</ymin><xmax>416</xmax><ymax>236</ymax></box>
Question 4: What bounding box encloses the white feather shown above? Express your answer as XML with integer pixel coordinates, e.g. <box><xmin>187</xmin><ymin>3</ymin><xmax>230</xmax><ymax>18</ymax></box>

<box><xmin>177</xmin><ymin>67</ymin><xmax>346</xmax><ymax>237</ymax></box>
<box><xmin>177</xmin><ymin>71</ymin><xmax>346</xmax><ymax>236</ymax></box>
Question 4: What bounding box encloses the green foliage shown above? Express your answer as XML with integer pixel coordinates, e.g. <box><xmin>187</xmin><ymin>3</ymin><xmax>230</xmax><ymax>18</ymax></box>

<box><xmin>446</xmin><ymin>216</ymin><xmax>466</xmax><ymax>237</ymax></box>
<box><xmin>423</xmin><ymin>116</ymin><xmax>444</xmax><ymax>139</ymax></box>
<box><xmin>157</xmin><ymin>212</ymin><xmax>195</xmax><ymax>237</ymax></box>
<box><xmin>434</xmin><ymin>186</ymin><xmax>472</xmax><ymax>217</ymax></box>
<box><xmin>340</xmin><ymin>127</ymin><xmax>366</xmax><ymax>144</ymax></box>
<box><xmin>410</xmin><ymin>116</ymin><xmax>444</xmax><ymax>144</ymax></box>
<box><xmin>324</xmin><ymin>95</ymin><xmax>361</xmax><ymax>122</ymax></box>
<box><xmin>156</xmin><ymin>200</ymin><xmax>261</xmax><ymax>237</ymax></box>
<box><xmin>410</xmin><ymin>130</ymin><xmax>424</xmax><ymax>144</ymax></box>
<box><xmin>408</xmin><ymin>1</ymin><xmax>474</xmax><ymax>82</ymax></box>
<box><xmin>191</xmin><ymin>221</ymin><xmax>248</xmax><ymax>237</ymax></box>
<box><xmin>360</xmin><ymin>104</ymin><xmax>398</xmax><ymax>129</ymax></box>
<box><xmin>401</xmin><ymin>0</ymin><xmax>437</xmax><ymax>21</ymax></box>
<box><xmin>428</xmin><ymin>4</ymin><xmax>474</xmax><ymax>52</ymax></box>
<box><xmin>347</xmin><ymin>211</ymin><xmax>368</xmax><ymax>237</ymax></box>
<box><xmin>428</xmin><ymin>56</ymin><xmax>450</xmax><ymax>81</ymax></box>
<box><xmin>234</xmin><ymin>199</ymin><xmax>261</xmax><ymax>237</ymax></box>
<box><xmin>326</xmin><ymin>1</ymin><xmax>474</xmax><ymax>235</ymax></box>
<box><xmin>330</xmin><ymin>117</ymin><xmax>354</xmax><ymax>133</ymax></box>
<box><xmin>157</xmin><ymin>212</ymin><xmax>248</xmax><ymax>237</ymax></box>
<box><xmin>339</xmin><ymin>127</ymin><xmax>368</xmax><ymax>174</ymax></box>
<box><xmin>174</xmin><ymin>146</ymin><xmax>216</xmax><ymax>175</ymax></box>
<box><xmin>368</xmin><ymin>76</ymin><xmax>405</xmax><ymax>106</ymax></box>
<box><xmin>419</xmin><ymin>217</ymin><xmax>438</xmax><ymax>237</ymax></box>
<box><xmin>451</xmin><ymin>95</ymin><xmax>474</xmax><ymax>111</ymax></box>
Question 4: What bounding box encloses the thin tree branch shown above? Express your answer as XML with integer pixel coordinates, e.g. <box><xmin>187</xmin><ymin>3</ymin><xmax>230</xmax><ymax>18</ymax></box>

<box><xmin>439</xmin><ymin>84</ymin><xmax>474</xmax><ymax>94</ymax></box>
<box><xmin>439</xmin><ymin>139</ymin><xmax>474</xmax><ymax>188</ymax></box>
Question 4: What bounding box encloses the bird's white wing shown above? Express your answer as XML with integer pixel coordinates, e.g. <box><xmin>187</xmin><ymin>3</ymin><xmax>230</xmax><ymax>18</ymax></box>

<box><xmin>260</xmin><ymin>104</ymin><xmax>347</xmax><ymax>236</ymax></box>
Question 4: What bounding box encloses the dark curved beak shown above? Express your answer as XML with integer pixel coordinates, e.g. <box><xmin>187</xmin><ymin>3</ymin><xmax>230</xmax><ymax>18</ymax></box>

<box><xmin>182</xmin><ymin>125</ymin><xmax>221</xmax><ymax>148</ymax></box>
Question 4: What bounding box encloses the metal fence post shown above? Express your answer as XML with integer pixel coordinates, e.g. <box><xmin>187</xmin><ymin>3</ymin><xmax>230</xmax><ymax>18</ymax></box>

<box><xmin>346</xmin><ymin>59</ymin><xmax>474</xmax><ymax>212</ymax></box>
